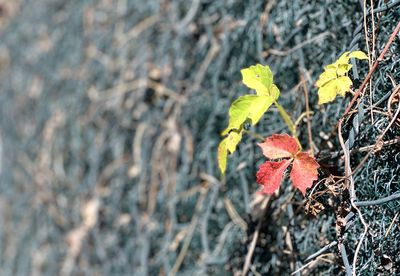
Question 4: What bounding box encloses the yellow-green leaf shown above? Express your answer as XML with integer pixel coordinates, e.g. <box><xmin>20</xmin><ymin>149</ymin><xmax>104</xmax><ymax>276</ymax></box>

<box><xmin>335</xmin><ymin>51</ymin><xmax>351</xmax><ymax>65</ymax></box>
<box><xmin>317</xmin><ymin>77</ymin><xmax>353</xmax><ymax>104</ymax></box>
<box><xmin>241</xmin><ymin>64</ymin><xmax>278</xmax><ymax>97</ymax></box>
<box><xmin>336</xmin><ymin>76</ymin><xmax>353</xmax><ymax>96</ymax></box>
<box><xmin>315</xmin><ymin>68</ymin><xmax>337</xmax><ymax>87</ymax></box>
<box><xmin>217</xmin><ymin>138</ymin><xmax>228</xmax><ymax>174</ymax></box>
<box><xmin>219</xmin><ymin>63</ymin><xmax>281</xmax><ymax>174</ymax></box>
<box><xmin>336</xmin><ymin>64</ymin><xmax>352</xmax><ymax>75</ymax></box>
<box><xmin>334</xmin><ymin>50</ymin><xmax>368</xmax><ymax>67</ymax></box>
<box><xmin>247</xmin><ymin>96</ymin><xmax>275</xmax><ymax>124</ymax></box>
<box><xmin>269</xmin><ymin>84</ymin><xmax>280</xmax><ymax>100</ymax></box>
<box><xmin>218</xmin><ymin>130</ymin><xmax>243</xmax><ymax>174</ymax></box>
<box><xmin>348</xmin><ymin>51</ymin><xmax>368</xmax><ymax>60</ymax></box>
<box><xmin>226</xmin><ymin>131</ymin><xmax>242</xmax><ymax>153</ymax></box>
<box><xmin>318</xmin><ymin>80</ymin><xmax>338</xmax><ymax>104</ymax></box>
<box><xmin>316</xmin><ymin>50</ymin><xmax>368</xmax><ymax>104</ymax></box>
<box><xmin>222</xmin><ymin>95</ymin><xmax>274</xmax><ymax>135</ymax></box>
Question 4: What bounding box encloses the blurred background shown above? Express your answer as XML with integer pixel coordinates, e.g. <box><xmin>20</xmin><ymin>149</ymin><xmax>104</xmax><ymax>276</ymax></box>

<box><xmin>0</xmin><ymin>0</ymin><xmax>399</xmax><ymax>275</ymax></box>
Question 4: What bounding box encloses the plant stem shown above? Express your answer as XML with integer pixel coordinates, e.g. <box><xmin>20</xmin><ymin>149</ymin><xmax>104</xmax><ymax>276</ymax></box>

<box><xmin>274</xmin><ymin>101</ymin><xmax>295</xmax><ymax>134</ymax></box>
<box><xmin>274</xmin><ymin>101</ymin><xmax>301</xmax><ymax>148</ymax></box>
<box><xmin>294</xmin><ymin>111</ymin><xmax>314</xmax><ymax>130</ymax></box>
<box><xmin>274</xmin><ymin>101</ymin><xmax>297</xmax><ymax>132</ymax></box>
<box><xmin>244</xmin><ymin>130</ymin><xmax>265</xmax><ymax>141</ymax></box>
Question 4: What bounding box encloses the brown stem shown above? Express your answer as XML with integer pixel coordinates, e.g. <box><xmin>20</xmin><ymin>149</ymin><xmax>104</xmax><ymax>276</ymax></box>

<box><xmin>301</xmin><ymin>74</ymin><xmax>314</xmax><ymax>154</ymax></box>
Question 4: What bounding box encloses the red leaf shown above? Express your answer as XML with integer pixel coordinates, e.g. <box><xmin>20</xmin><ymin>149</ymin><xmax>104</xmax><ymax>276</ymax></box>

<box><xmin>256</xmin><ymin>159</ymin><xmax>291</xmax><ymax>195</ymax></box>
<box><xmin>290</xmin><ymin>152</ymin><xmax>320</xmax><ymax>196</ymax></box>
<box><xmin>257</xmin><ymin>133</ymin><xmax>299</xmax><ymax>159</ymax></box>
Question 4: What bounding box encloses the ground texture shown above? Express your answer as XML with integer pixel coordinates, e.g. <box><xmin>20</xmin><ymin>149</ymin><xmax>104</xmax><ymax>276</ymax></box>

<box><xmin>0</xmin><ymin>0</ymin><xmax>399</xmax><ymax>275</ymax></box>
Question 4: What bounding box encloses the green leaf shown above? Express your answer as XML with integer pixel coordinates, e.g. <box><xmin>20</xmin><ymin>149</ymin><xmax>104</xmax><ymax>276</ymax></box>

<box><xmin>269</xmin><ymin>84</ymin><xmax>280</xmax><ymax>100</ymax></box>
<box><xmin>241</xmin><ymin>64</ymin><xmax>272</xmax><ymax>93</ymax></box>
<box><xmin>218</xmin><ymin>63</ymin><xmax>282</xmax><ymax>174</ymax></box>
<box><xmin>241</xmin><ymin>64</ymin><xmax>279</xmax><ymax>99</ymax></box>
<box><xmin>316</xmin><ymin>50</ymin><xmax>368</xmax><ymax>104</ymax></box>
<box><xmin>217</xmin><ymin>138</ymin><xmax>228</xmax><ymax>174</ymax></box>
<box><xmin>222</xmin><ymin>95</ymin><xmax>274</xmax><ymax>135</ymax></box>
<box><xmin>226</xmin><ymin>130</ymin><xmax>242</xmax><ymax>153</ymax></box>
<box><xmin>218</xmin><ymin>130</ymin><xmax>243</xmax><ymax>174</ymax></box>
